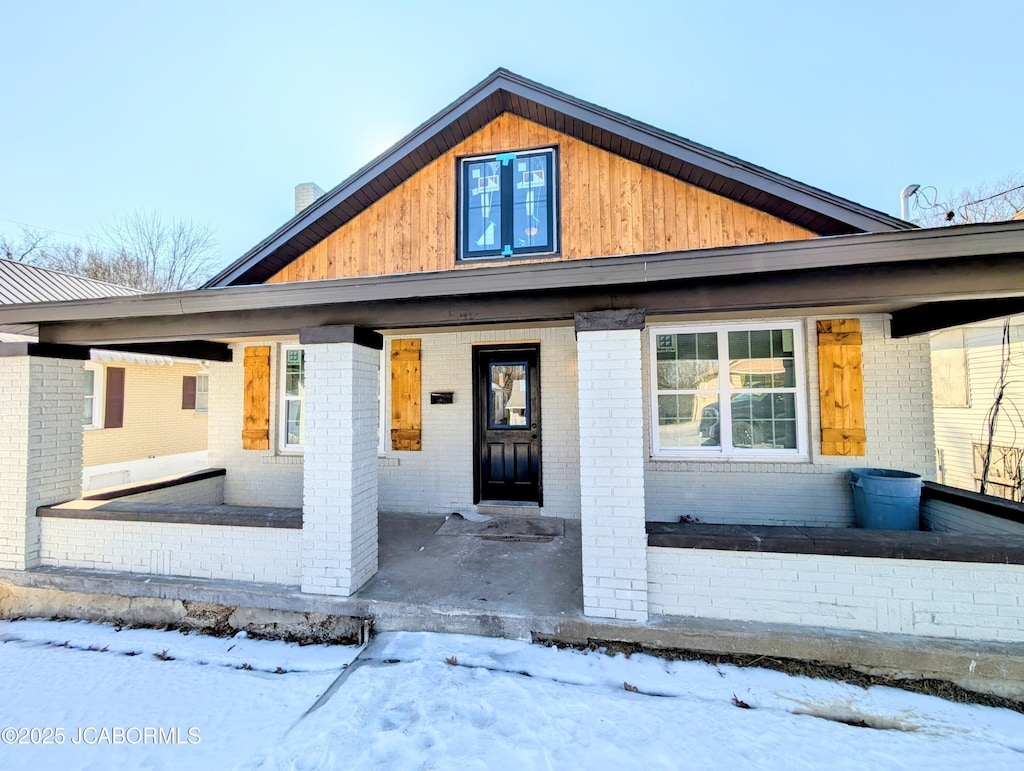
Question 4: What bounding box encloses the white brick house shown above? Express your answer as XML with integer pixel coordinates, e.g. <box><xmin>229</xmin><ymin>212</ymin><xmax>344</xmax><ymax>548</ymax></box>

<box><xmin>2</xmin><ymin>70</ymin><xmax>1024</xmax><ymax>643</ymax></box>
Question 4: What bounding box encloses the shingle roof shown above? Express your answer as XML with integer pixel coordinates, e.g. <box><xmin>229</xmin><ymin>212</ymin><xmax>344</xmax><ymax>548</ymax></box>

<box><xmin>0</xmin><ymin>259</ymin><xmax>140</xmax><ymax>305</ymax></box>
<box><xmin>206</xmin><ymin>68</ymin><xmax>914</xmax><ymax>288</ymax></box>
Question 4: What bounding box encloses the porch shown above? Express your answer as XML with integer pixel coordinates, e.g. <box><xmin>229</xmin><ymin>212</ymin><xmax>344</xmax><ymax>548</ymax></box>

<box><xmin>4</xmin><ymin>507</ymin><xmax>1024</xmax><ymax>701</ymax></box>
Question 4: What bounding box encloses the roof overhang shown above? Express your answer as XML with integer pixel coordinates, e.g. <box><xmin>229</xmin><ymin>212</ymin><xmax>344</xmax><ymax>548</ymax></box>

<box><xmin>0</xmin><ymin>222</ymin><xmax>1019</xmax><ymax>347</ymax></box>
<box><xmin>205</xmin><ymin>69</ymin><xmax>913</xmax><ymax>288</ymax></box>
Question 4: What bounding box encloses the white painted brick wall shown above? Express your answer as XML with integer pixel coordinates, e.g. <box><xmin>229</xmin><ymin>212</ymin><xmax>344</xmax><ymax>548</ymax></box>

<box><xmin>210</xmin><ymin>327</ymin><xmax>581</xmax><ymax>518</ymax></box>
<box><xmin>39</xmin><ymin>518</ymin><xmax>300</xmax><ymax>585</ymax></box>
<box><xmin>208</xmin><ymin>342</ymin><xmax>303</xmax><ymax>507</ymax></box>
<box><xmin>578</xmin><ymin>328</ymin><xmax>648</xmax><ymax>622</ymax></box>
<box><xmin>379</xmin><ymin>326</ymin><xmax>581</xmax><ymax>518</ymax></box>
<box><xmin>106</xmin><ymin>476</ymin><xmax>225</xmax><ymax>506</ymax></box>
<box><xmin>645</xmin><ymin>315</ymin><xmax>936</xmax><ymax>526</ymax></box>
<box><xmin>0</xmin><ymin>356</ymin><xmax>83</xmax><ymax>570</ymax></box>
<box><xmin>648</xmin><ymin>547</ymin><xmax>1024</xmax><ymax>642</ymax></box>
<box><xmin>922</xmin><ymin>498</ymin><xmax>1024</xmax><ymax>536</ymax></box>
<box><xmin>208</xmin><ymin>316</ymin><xmax>928</xmax><ymax>530</ymax></box>
<box><xmin>301</xmin><ymin>342</ymin><xmax>380</xmax><ymax>596</ymax></box>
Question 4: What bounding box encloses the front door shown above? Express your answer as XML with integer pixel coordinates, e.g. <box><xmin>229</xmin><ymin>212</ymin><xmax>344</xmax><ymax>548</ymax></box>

<box><xmin>473</xmin><ymin>345</ymin><xmax>541</xmax><ymax>504</ymax></box>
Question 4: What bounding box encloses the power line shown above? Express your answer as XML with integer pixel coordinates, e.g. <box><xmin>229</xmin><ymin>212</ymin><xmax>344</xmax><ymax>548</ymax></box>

<box><xmin>0</xmin><ymin>215</ymin><xmax>87</xmax><ymax>239</ymax></box>
<box><xmin>960</xmin><ymin>183</ymin><xmax>1024</xmax><ymax>211</ymax></box>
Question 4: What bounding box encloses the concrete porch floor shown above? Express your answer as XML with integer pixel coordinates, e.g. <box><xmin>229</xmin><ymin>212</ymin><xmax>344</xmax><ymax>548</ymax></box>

<box><xmin>3</xmin><ymin>511</ymin><xmax>1024</xmax><ymax>700</ymax></box>
<box><xmin>362</xmin><ymin>512</ymin><xmax>583</xmax><ymax>617</ymax></box>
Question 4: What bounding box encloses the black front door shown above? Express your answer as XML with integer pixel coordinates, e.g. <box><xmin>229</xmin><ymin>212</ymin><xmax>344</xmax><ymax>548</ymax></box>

<box><xmin>473</xmin><ymin>345</ymin><xmax>541</xmax><ymax>504</ymax></box>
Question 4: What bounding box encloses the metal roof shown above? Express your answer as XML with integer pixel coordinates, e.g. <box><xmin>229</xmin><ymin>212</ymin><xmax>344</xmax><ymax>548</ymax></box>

<box><xmin>206</xmin><ymin>68</ymin><xmax>914</xmax><ymax>288</ymax></box>
<box><xmin>0</xmin><ymin>259</ymin><xmax>140</xmax><ymax>305</ymax></box>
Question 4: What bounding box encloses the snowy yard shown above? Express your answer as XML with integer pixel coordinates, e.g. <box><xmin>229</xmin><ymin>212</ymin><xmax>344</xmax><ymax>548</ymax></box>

<box><xmin>0</xmin><ymin>620</ymin><xmax>1022</xmax><ymax>770</ymax></box>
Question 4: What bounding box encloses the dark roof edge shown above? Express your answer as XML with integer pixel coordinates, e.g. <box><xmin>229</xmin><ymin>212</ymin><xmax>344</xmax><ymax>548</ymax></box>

<box><xmin>7</xmin><ymin>220</ymin><xmax>1022</xmax><ymax>326</ymax></box>
<box><xmin>490</xmin><ymin>69</ymin><xmax>912</xmax><ymax>234</ymax></box>
<box><xmin>204</xmin><ymin>69</ymin><xmax>510</xmax><ymax>288</ymax></box>
<box><xmin>204</xmin><ymin>68</ymin><xmax>912</xmax><ymax>289</ymax></box>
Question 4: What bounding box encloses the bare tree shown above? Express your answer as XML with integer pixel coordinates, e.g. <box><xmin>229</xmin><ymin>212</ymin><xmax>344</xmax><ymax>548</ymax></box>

<box><xmin>0</xmin><ymin>226</ymin><xmax>50</xmax><ymax>263</ymax></box>
<box><xmin>913</xmin><ymin>171</ymin><xmax>1024</xmax><ymax>227</ymax></box>
<box><xmin>98</xmin><ymin>210</ymin><xmax>219</xmax><ymax>292</ymax></box>
<box><xmin>1</xmin><ymin>210</ymin><xmax>219</xmax><ymax>291</ymax></box>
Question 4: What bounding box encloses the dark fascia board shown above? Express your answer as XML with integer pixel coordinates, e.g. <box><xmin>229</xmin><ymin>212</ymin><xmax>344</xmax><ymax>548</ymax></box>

<box><xmin>0</xmin><ymin>341</ymin><xmax>91</xmax><ymax>360</ymax></box>
<box><xmin>97</xmin><ymin>340</ymin><xmax>233</xmax><ymax>362</ymax></box>
<box><xmin>3</xmin><ymin>221</ymin><xmax>1022</xmax><ymax>330</ymax></box>
<box><xmin>204</xmin><ymin>68</ymin><xmax>913</xmax><ymax>288</ymax></box>
<box><xmin>891</xmin><ymin>297</ymin><xmax>1024</xmax><ymax>337</ymax></box>
<box><xmin>298</xmin><ymin>324</ymin><xmax>383</xmax><ymax>349</ymax></box>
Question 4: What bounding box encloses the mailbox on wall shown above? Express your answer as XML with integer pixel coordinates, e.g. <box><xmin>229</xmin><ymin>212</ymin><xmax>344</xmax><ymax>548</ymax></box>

<box><xmin>430</xmin><ymin>391</ymin><xmax>454</xmax><ymax>405</ymax></box>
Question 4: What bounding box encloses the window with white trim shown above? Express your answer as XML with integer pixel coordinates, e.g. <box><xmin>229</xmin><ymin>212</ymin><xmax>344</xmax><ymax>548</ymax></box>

<box><xmin>195</xmin><ymin>372</ymin><xmax>210</xmax><ymax>413</ymax></box>
<box><xmin>280</xmin><ymin>346</ymin><xmax>305</xmax><ymax>451</ymax></box>
<box><xmin>279</xmin><ymin>344</ymin><xmax>387</xmax><ymax>454</ymax></box>
<box><xmin>650</xmin><ymin>322</ymin><xmax>806</xmax><ymax>457</ymax></box>
<box><xmin>83</xmin><ymin>363</ymin><xmax>103</xmax><ymax>429</ymax></box>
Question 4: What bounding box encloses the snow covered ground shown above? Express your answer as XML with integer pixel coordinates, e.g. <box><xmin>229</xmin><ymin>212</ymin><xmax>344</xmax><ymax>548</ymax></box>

<box><xmin>0</xmin><ymin>619</ymin><xmax>1021</xmax><ymax>770</ymax></box>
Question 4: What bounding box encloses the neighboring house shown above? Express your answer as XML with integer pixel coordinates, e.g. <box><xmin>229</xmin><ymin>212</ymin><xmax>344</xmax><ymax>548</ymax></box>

<box><xmin>931</xmin><ymin>316</ymin><xmax>1024</xmax><ymax>501</ymax></box>
<box><xmin>2</xmin><ymin>70</ymin><xmax>1024</xmax><ymax>648</ymax></box>
<box><xmin>0</xmin><ymin>259</ymin><xmax>208</xmax><ymax>490</ymax></box>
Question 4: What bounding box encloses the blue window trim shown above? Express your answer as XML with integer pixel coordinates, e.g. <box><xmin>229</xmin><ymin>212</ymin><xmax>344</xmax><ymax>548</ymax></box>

<box><xmin>458</xmin><ymin>147</ymin><xmax>558</xmax><ymax>261</ymax></box>
<box><xmin>488</xmin><ymin>361</ymin><xmax>530</xmax><ymax>429</ymax></box>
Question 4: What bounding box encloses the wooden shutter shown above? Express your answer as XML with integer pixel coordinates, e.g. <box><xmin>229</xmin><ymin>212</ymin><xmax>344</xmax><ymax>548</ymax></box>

<box><xmin>817</xmin><ymin>319</ymin><xmax>866</xmax><ymax>455</ymax></box>
<box><xmin>391</xmin><ymin>339</ymin><xmax>421</xmax><ymax>451</ymax></box>
<box><xmin>242</xmin><ymin>346</ymin><xmax>271</xmax><ymax>450</ymax></box>
<box><xmin>103</xmin><ymin>367</ymin><xmax>125</xmax><ymax>429</ymax></box>
<box><xmin>182</xmin><ymin>376</ymin><xmax>197</xmax><ymax>409</ymax></box>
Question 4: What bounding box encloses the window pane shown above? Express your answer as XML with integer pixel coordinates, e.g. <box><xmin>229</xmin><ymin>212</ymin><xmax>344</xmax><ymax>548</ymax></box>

<box><xmin>285</xmin><ymin>351</ymin><xmax>304</xmax><ymax>397</ymax></box>
<box><xmin>658</xmin><ymin>394</ymin><xmax>719</xmax><ymax>448</ymax></box>
<box><xmin>490</xmin><ymin>363</ymin><xmax>528</xmax><ymax>427</ymax></box>
<box><xmin>729</xmin><ymin>393</ymin><xmax>796</xmax><ymax>449</ymax></box>
<box><xmin>83</xmin><ymin>371</ymin><xmax>95</xmax><ymax>424</ymax></box>
<box><xmin>465</xmin><ymin>159</ymin><xmax>502</xmax><ymax>254</ymax></box>
<box><xmin>729</xmin><ymin>328</ymin><xmax>796</xmax><ymax>388</ymax></box>
<box><xmin>286</xmin><ymin>400</ymin><xmax>303</xmax><ymax>446</ymax></box>
<box><xmin>655</xmin><ymin>333</ymin><xmax>719</xmax><ymax>389</ymax></box>
<box><xmin>512</xmin><ymin>155</ymin><xmax>550</xmax><ymax>251</ymax></box>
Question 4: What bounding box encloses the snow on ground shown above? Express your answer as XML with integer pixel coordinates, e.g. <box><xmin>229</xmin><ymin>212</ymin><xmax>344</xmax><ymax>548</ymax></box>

<box><xmin>0</xmin><ymin>620</ymin><xmax>1021</xmax><ymax>770</ymax></box>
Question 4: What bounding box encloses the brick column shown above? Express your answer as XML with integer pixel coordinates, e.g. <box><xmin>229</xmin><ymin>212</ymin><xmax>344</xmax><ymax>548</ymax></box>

<box><xmin>0</xmin><ymin>349</ymin><xmax>84</xmax><ymax>570</ymax></box>
<box><xmin>299</xmin><ymin>326</ymin><xmax>382</xmax><ymax>596</ymax></box>
<box><xmin>576</xmin><ymin>310</ymin><xmax>648</xmax><ymax>622</ymax></box>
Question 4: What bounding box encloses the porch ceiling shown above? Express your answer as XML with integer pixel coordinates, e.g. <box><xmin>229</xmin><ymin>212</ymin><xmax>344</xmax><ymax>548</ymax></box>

<box><xmin>0</xmin><ymin>221</ymin><xmax>1020</xmax><ymax>346</ymax></box>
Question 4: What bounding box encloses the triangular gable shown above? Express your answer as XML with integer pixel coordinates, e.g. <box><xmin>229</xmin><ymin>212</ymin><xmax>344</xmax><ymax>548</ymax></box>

<box><xmin>207</xmin><ymin>69</ymin><xmax>912</xmax><ymax>288</ymax></box>
<box><xmin>266</xmin><ymin>113</ymin><xmax>817</xmax><ymax>283</ymax></box>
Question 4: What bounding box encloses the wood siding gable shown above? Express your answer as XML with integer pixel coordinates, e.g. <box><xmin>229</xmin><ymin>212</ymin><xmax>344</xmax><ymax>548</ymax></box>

<box><xmin>268</xmin><ymin>114</ymin><xmax>814</xmax><ymax>285</ymax></box>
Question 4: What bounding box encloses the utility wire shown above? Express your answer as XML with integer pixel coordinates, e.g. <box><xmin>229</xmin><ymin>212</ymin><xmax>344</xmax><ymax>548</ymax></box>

<box><xmin>0</xmin><ymin>216</ymin><xmax>88</xmax><ymax>241</ymax></box>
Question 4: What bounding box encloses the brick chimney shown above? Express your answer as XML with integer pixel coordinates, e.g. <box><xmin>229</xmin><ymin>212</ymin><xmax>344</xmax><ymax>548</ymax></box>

<box><xmin>295</xmin><ymin>182</ymin><xmax>325</xmax><ymax>215</ymax></box>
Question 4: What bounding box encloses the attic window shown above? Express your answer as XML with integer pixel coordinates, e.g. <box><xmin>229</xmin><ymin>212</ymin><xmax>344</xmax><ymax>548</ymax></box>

<box><xmin>458</xmin><ymin>148</ymin><xmax>557</xmax><ymax>261</ymax></box>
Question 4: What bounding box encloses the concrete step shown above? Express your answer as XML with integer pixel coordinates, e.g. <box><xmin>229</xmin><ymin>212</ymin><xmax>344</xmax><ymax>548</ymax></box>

<box><xmin>477</xmin><ymin>502</ymin><xmax>541</xmax><ymax>518</ymax></box>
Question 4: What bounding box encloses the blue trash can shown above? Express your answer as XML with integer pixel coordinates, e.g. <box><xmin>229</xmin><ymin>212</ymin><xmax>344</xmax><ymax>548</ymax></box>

<box><xmin>849</xmin><ymin>468</ymin><xmax>922</xmax><ymax>530</ymax></box>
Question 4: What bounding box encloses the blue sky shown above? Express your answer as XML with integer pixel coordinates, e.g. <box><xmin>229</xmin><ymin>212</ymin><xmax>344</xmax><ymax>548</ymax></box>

<box><xmin>2</xmin><ymin>1</ymin><xmax>1020</xmax><ymax>271</ymax></box>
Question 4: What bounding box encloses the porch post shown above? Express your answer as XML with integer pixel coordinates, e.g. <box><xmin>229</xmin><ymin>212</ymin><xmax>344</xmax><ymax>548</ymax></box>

<box><xmin>575</xmin><ymin>310</ymin><xmax>648</xmax><ymax>622</ymax></box>
<box><xmin>0</xmin><ymin>347</ymin><xmax>85</xmax><ymax>571</ymax></box>
<box><xmin>299</xmin><ymin>326</ymin><xmax>382</xmax><ymax>596</ymax></box>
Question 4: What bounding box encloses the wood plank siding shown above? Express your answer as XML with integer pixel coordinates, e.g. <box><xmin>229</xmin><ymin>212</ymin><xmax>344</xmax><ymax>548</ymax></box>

<box><xmin>267</xmin><ymin>114</ymin><xmax>815</xmax><ymax>284</ymax></box>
